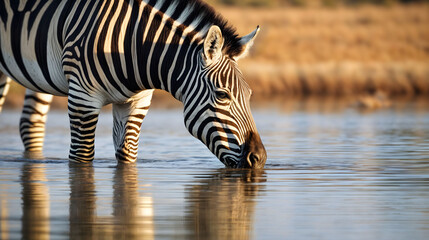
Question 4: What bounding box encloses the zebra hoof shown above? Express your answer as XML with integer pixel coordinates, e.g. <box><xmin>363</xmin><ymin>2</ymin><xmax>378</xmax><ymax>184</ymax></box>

<box><xmin>68</xmin><ymin>157</ymin><xmax>94</xmax><ymax>164</ymax></box>
<box><xmin>23</xmin><ymin>150</ymin><xmax>44</xmax><ymax>160</ymax></box>
<box><xmin>115</xmin><ymin>152</ymin><xmax>137</xmax><ymax>163</ymax></box>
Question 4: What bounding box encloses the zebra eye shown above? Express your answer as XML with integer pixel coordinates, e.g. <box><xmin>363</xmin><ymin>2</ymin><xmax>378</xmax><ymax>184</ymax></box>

<box><xmin>215</xmin><ymin>90</ymin><xmax>230</xmax><ymax>100</ymax></box>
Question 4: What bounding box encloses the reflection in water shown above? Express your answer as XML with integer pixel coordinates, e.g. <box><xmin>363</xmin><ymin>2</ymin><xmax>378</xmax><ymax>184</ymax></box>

<box><xmin>68</xmin><ymin>163</ymin><xmax>96</xmax><ymax>239</ymax></box>
<box><xmin>1</xmin><ymin>106</ymin><xmax>428</xmax><ymax>239</ymax></box>
<box><xmin>67</xmin><ymin>163</ymin><xmax>154</xmax><ymax>239</ymax></box>
<box><xmin>1</xmin><ymin>194</ymin><xmax>9</xmax><ymax>240</ymax></box>
<box><xmin>186</xmin><ymin>169</ymin><xmax>266</xmax><ymax>240</ymax></box>
<box><xmin>21</xmin><ymin>163</ymin><xmax>50</xmax><ymax>240</ymax></box>
<box><xmin>113</xmin><ymin>163</ymin><xmax>154</xmax><ymax>240</ymax></box>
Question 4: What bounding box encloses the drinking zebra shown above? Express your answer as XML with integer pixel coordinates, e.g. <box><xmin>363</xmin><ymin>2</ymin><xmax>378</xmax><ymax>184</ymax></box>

<box><xmin>0</xmin><ymin>0</ymin><xmax>267</xmax><ymax>168</ymax></box>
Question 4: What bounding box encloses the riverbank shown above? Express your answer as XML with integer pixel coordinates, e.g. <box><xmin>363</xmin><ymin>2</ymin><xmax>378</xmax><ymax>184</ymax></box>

<box><xmin>225</xmin><ymin>4</ymin><xmax>429</xmax><ymax>98</ymax></box>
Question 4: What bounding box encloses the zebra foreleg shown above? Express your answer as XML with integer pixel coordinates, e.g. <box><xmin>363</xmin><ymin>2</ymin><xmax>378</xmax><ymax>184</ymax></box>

<box><xmin>112</xmin><ymin>90</ymin><xmax>154</xmax><ymax>163</ymax></box>
<box><xmin>67</xmin><ymin>89</ymin><xmax>103</xmax><ymax>163</ymax></box>
<box><xmin>0</xmin><ymin>73</ymin><xmax>11</xmax><ymax>112</ymax></box>
<box><xmin>19</xmin><ymin>90</ymin><xmax>53</xmax><ymax>155</ymax></box>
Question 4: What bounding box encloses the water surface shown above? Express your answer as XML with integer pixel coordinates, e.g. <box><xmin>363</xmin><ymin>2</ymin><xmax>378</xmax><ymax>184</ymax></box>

<box><xmin>1</xmin><ymin>103</ymin><xmax>429</xmax><ymax>239</ymax></box>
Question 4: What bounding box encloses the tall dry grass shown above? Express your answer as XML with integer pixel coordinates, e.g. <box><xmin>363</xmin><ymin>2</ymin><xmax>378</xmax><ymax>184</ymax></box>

<box><xmin>219</xmin><ymin>4</ymin><xmax>429</xmax><ymax>98</ymax></box>
<box><xmin>242</xmin><ymin>62</ymin><xmax>429</xmax><ymax>97</ymax></box>
<box><xmin>208</xmin><ymin>0</ymin><xmax>429</xmax><ymax>7</ymax></box>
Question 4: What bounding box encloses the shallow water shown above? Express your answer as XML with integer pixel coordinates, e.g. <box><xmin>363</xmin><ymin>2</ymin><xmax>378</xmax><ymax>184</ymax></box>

<box><xmin>1</xmin><ymin>104</ymin><xmax>429</xmax><ymax>239</ymax></box>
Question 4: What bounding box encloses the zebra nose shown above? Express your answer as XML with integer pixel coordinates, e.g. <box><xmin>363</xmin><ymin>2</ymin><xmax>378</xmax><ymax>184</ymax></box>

<box><xmin>240</xmin><ymin>132</ymin><xmax>267</xmax><ymax>169</ymax></box>
<box><xmin>246</xmin><ymin>152</ymin><xmax>260</xmax><ymax>168</ymax></box>
<box><xmin>247</xmin><ymin>147</ymin><xmax>267</xmax><ymax>167</ymax></box>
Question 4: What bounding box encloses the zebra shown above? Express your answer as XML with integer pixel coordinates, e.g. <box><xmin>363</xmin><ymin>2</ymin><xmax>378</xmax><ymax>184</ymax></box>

<box><xmin>0</xmin><ymin>0</ymin><xmax>267</xmax><ymax>168</ymax></box>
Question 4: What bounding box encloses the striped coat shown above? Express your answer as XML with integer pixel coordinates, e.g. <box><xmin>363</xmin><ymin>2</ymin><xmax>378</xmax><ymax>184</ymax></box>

<box><xmin>0</xmin><ymin>0</ymin><xmax>266</xmax><ymax>168</ymax></box>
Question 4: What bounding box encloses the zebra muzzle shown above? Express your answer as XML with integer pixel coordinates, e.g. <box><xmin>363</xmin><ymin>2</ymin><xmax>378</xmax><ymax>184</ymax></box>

<box><xmin>236</xmin><ymin>132</ymin><xmax>267</xmax><ymax>169</ymax></box>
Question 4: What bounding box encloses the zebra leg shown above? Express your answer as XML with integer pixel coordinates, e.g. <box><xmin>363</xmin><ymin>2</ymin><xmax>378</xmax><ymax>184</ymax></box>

<box><xmin>67</xmin><ymin>89</ymin><xmax>103</xmax><ymax>163</ymax></box>
<box><xmin>20</xmin><ymin>90</ymin><xmax>53</xmax><ymax>154</ymax></box>
<box><xmin>112</xmin><ymin>90</ymin><xmax>154</xmax><ymax>163</ymax></box>
<box><xmin>0</xmin><ymin>73</ymin><xmax>11</xmax><ymax>112</ymax></box>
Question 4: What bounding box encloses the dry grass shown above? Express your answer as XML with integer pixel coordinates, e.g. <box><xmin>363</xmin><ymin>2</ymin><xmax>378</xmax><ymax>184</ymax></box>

<box><xmin>242</xmin><ymin>62</ymin><xmax>429</xmax><ymax>97</ymax></box>
<box><xmin>222</xmin><ymin>4</ymin><xmax>429</xmax><ymax>63</ymax></box>
<box><xmin>220</xmin><ymin>4</ymin><xmax>429</xmax><ymax>98</ymax></box>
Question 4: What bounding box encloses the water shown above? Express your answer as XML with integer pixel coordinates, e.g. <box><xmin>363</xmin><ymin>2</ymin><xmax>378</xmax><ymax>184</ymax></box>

<box><xmin>1</xmin><ymin>103</ymin><xmax>429</xmax><ymax>239</ymax></box>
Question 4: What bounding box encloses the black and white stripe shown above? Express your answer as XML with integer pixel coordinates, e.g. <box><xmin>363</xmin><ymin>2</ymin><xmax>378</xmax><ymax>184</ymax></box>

<box><xmin>20</xmin><ymin>89</ymin><xmax>53</xmax><ymax>154</ymax></box>
<box><xmin>0</xmin><ymin>73</ymin><xmax>52</xmax><ymax>156</ymax></box>
<box><xmin>0</xmin><ymin>0</ymin><xmax>266</xmax><ymax>168</ymax></box>
<box><xmin>0</xmin><ymin>72</ymin><xmax>10</xmax><ymax>112</ymax></box>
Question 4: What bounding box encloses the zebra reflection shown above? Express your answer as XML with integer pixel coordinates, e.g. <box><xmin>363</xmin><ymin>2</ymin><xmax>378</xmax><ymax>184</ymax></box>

<box><xmin>21</xmin><ymin>163</ymin><xmax>50</xmax><ymax>240</ymax></box>
<box><xmin>186</xmin><ymin>169</ymin><xmax>266</xmax><ymax>240</ymax></box>
<box><xmin>68</xmin><ymin>163</ymin><xmax>154</xmax><ymax>240</ymax></box>
<box><xmin>113</xmin><ymin>163</ymin><xmax>154</xmax><ymax>240</ymax></box>
<box><xmin>68</xmin><ymin>163</ymin><xmax>97</xmax><ymax>239</ymax></box>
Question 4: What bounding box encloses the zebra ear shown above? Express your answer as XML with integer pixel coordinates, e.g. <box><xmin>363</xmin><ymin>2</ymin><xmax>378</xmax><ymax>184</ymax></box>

<box><xmin>203</xmin><ymin>25</ymin><xmax>224</xmax><ymax>65</ymax></box>
<box><xmin>234</xmin><ymin>26</ymin><xmax>260</xmax><ymax>61</ymax></box>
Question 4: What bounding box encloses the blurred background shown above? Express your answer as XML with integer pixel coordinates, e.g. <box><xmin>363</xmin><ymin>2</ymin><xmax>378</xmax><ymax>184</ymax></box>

<box><xmin>4</xmin><ymin>0</ymin><xmax>429</xmax><ymax>109</ymax></box>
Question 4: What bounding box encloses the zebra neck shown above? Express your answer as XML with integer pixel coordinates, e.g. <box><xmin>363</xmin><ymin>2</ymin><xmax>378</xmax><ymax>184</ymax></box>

<box><xmin>133</xmin><ymin>1</ymin><xmax>206</xmax><ymax>101</ymax></box>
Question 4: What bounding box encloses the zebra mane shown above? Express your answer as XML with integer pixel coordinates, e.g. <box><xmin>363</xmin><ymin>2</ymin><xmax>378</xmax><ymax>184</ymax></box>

<box><xmin>146</xmin><ymin>0</ymin><xmax>243</xmax><ymax>57</ymax></box>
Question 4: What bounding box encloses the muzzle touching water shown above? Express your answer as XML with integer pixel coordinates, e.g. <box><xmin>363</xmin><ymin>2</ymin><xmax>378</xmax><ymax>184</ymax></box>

<box><xmin>232</xmin><ymin>131</ymin><xmax>267</xmax><ymax>169</ymax></box>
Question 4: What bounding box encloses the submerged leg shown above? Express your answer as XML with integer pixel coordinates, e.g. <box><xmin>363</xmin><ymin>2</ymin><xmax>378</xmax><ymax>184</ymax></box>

<box><xmin>0</xmin><ymin>73</ymin><xmax>11</xmax><ymax>112</ymax></box>
<box><xmin>68</xmin><ymin>87</ymin><xmax>102</xmax><ymax>163</ymax></box>
<box><xmin>20</xmin><ymin>90</ymin><xmax>53</xmax><ymax>154</ymax></box>
<box><xmin>112</xmin><ymin>90</ymin><xmax>154</xmax><ymax>163</ymax></box>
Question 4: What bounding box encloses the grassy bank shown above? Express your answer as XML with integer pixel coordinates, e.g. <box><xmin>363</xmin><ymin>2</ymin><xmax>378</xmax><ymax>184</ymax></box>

<box><xmin>221</xmin><ymin>4</ymin><xmax>429</xmax><ymax>98</ymax></box>
<box><xmin>208</xmin><ymin>0</ymin><xmax>429</xmax><ymax>7</ymax></box>
<box><xmin>243</xmin><ymin>62</ymin><xmax>429</xmax><ymax>97</ymax></box>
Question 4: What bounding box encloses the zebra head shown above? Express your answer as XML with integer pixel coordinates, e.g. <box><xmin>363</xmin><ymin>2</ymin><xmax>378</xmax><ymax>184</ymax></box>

<box><xmin>183</xmin><ymin>25</ymin><xmax>266</xmax><ymax>169</ymax></box>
